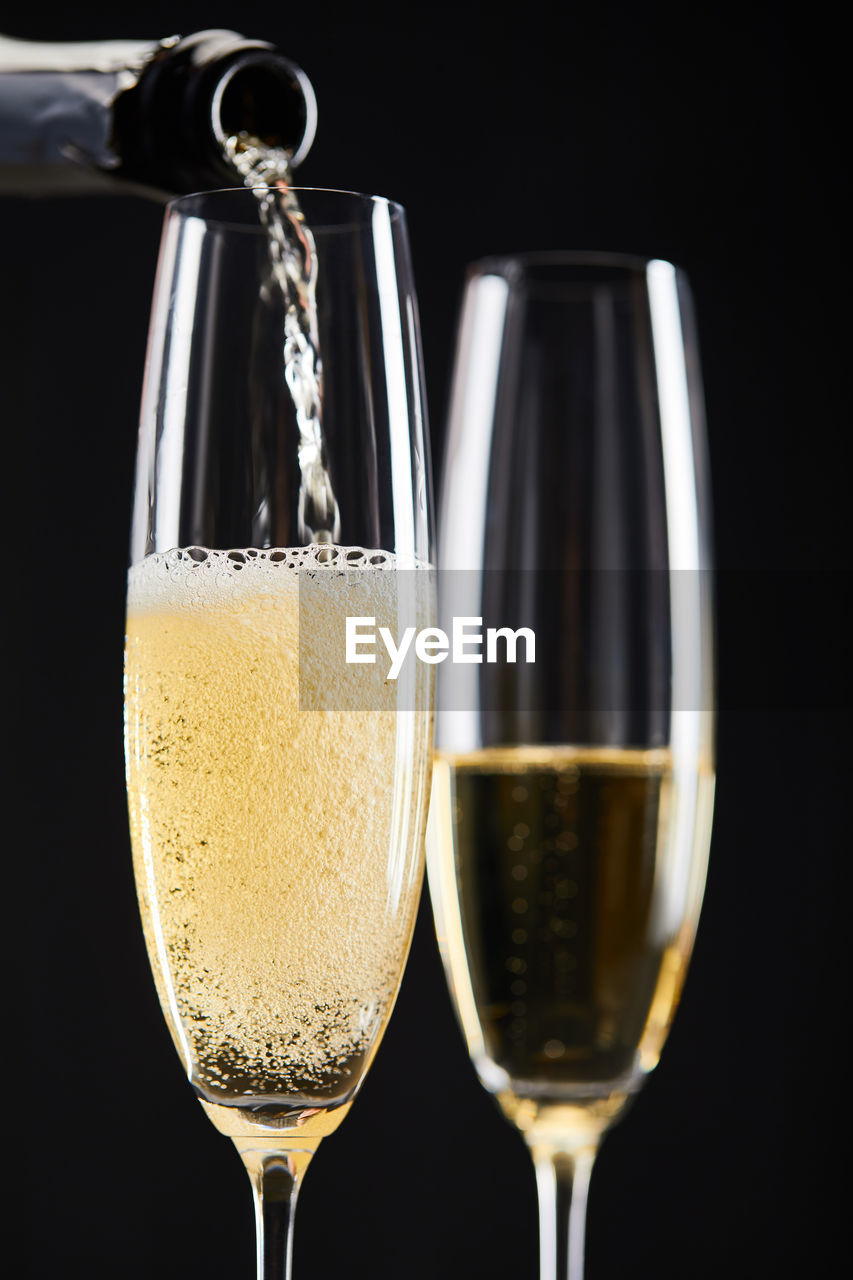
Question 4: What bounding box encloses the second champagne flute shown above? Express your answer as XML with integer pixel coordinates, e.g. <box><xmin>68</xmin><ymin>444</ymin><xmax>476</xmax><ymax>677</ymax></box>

<box><xmin>427</xmin><ymin>253</ymin><xmax>715</xmax><ymax>1279</ymax></box>
<box><xmin>124</xmin><ymin>188</ymin><xmax>433</xmax><ymax>1279</ymax></box>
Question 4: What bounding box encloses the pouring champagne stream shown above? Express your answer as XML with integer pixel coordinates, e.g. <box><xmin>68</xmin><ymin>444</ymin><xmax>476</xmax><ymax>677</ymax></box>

<box><xmin>224</xmin><ymin>131</ymin><xmax>341</xmax><ymax>549</ymax></box>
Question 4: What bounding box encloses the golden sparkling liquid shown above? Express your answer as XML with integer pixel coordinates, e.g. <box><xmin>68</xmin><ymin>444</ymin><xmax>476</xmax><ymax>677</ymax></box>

<box><xmin>427</xmin><ymin>746</ymin><xmax>705</xmax><ymax>1119</ymax></box>
<box><xmin>125</xmin><ymin>546</ymin><xmax>430</xmax><ymax>1116</ymax></box>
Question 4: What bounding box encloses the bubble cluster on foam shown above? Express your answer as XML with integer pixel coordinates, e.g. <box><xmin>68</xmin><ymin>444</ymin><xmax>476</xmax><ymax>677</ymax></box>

<box><xmin>128</xmin><ymin>545</ymin><xmax>398</xmax><ymax>612</ymax></box>
<box><xmin>150</xmin><ymin>544</ymin><xmax>396</xmax><ymax>571</ymax></box>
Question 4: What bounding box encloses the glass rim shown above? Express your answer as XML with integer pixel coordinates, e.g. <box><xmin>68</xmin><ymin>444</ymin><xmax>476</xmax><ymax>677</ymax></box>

<box><xmin>468</xmin><ymin>249</ymin><xmax>682</xmax><ymax>278</ymax></box>
<box><xmin>164</xmin><ymin>185</ymin><xmax>406</xmax><ymax>230</ymax></box>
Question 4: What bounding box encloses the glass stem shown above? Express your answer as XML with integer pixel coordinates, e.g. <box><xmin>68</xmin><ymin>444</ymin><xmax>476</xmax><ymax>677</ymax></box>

<box><xmin>238</xmin><ymin>1144</ymin><xmax>316</xmax><ymax>1280</ymax></box>
<box><xmin>532</xmin><ymin>1144</ymin><xmax>597</xmax><ymax>1280</ymax></box>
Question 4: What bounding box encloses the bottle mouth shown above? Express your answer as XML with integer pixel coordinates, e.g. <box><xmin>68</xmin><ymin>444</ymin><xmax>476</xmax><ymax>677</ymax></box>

<box><xmin>211</xmin><ymin>52</ymin><xmax>318</xmax><ymax>168</ymax></box>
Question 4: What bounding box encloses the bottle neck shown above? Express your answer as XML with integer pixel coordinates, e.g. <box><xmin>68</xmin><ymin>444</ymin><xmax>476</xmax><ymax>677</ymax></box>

<box><xmin>0</xmin><ymin>35</ymin><xmax>167</xmax><ymax>174</ymax></box>
<box><xmin>0</xmin><ymin>30</ymin><xmax>317</xmax><ymax>196</ymax></box>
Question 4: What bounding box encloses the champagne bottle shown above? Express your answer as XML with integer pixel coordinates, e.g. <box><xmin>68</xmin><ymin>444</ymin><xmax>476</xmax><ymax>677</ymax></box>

<box><xmin>0</xmin><ymin>29</ymin><xmax>317</xmax><ymax>197</ymax></box>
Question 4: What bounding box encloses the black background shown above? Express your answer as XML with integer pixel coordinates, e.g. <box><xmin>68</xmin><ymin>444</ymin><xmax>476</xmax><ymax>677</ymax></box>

<box><xmin>2</xmin><ymin>3</ymin><xmax>846</xmax><ymax>1277</ymax></box>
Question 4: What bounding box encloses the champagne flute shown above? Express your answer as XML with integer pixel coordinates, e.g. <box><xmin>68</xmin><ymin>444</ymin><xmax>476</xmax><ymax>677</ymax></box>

<box><xmin>426</xmin><ymin>253</ymin><xmax>714</xmax><ymax>1278</ymax></box>
<box><xmin>124</xmin><ymin>187</ymin><xmax>433</xmax><ymax>1279</ymax></box>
